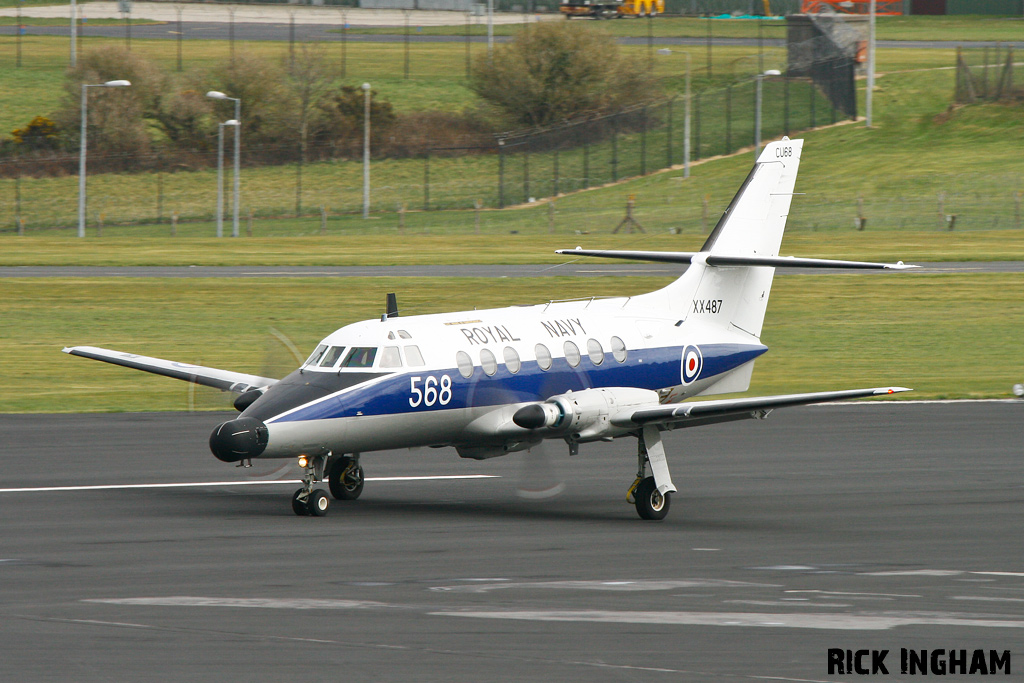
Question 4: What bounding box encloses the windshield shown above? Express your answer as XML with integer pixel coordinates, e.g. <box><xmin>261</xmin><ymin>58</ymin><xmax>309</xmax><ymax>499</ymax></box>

<box><xmin>341</xmin><ymin>347</ymin><xmax>377</xmax><ymax>369</ymax></box>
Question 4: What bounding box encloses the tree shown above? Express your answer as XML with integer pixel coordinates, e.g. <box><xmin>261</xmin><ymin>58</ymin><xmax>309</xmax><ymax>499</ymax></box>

<box><xmin>201</xmin><ymin>51</ymin><xmax>290</xmax><ymax>149</ymax></box>
<box><xmin>283</xmin><ymin>45</ymin><xmax>338</xmax><ymax>164</ymax></box>
<box><xmin>468</xmin><ymin>23</ymin><xmax>655</xmax><ymax>129</ymax></box>
<box><xmin>469</xmin><ymin>23</ymin><xmax>655</xmax><ymax>128</ymax></box>
<box><xmin>314</xmin><ymin>86</ymin><xmax>397</xmax><ymax>157</ymax></box>
<box><xmin>55</xmin><ymin>46</ymin><xmax>163</xmax><ymax>157</ymax></box>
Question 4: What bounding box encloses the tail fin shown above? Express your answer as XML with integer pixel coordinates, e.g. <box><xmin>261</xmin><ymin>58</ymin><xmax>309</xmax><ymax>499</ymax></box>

<box><xmin>626</xmin><ymin>138</ymin><xmax>804</xmax><ymax>339</ymax></box>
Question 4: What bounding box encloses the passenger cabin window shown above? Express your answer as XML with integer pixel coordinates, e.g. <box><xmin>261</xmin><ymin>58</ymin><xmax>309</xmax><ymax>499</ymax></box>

<box><xmin>535</xmin><ymin>343</ymin><xmax>552</xmax><ymax>371</ymax></box>
<box><xmin>456</xmin><ymin>350</ymin><xmax>474</xmax><ymax>378</ymax></box>
<box><xmin>342</xmin><ymin>347</ymin><xmax>377</xmax><ymax>368</ymax></box>
<box><xmin>380</xmin><ymin>346</ymin><xmax>402</xmax><ymax>369</ymax></box>
<box><xmin>319</xmin><ymin>345</ymin><xmax>346</xmax><ymax>368</ymax></box>
<box><xmin>564</xmin><ymin>341</ymin><xmax>581</xmax><ymax>368</ymax></box>
<box><xmin>304</xmin><ymin>344</ymin><xmax>327</xmax><ymax>367</ymax></box>
<box><xmin>611</xmin><ymin>336</ymin><xmax>627</xmax><ymax>363</ymax></box>
<box><xmin>404</xmin><ymin>345</ymin><xmax>425</xmax><ymax>367</ymax></box>
<box><xmin>503</xmin><ymin>347</ymin><xmax>521</xmax><ymax>374</ymax></box>
<box><xmin>480</xmin><ymin>349</ymin><xmax>498</xmax><ymax>376</ymax></box>
<box><xmin>587</xmin><ymin>338</ymin><xmax>605</xmax><ymax>366</ymax></box>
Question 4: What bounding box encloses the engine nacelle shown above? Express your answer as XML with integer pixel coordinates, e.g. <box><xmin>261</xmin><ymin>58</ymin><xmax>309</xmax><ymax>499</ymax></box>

<box><xmin>512</xmin><ymin>387</ymin><xmax>660</xmax><ymax>442</ymax></box>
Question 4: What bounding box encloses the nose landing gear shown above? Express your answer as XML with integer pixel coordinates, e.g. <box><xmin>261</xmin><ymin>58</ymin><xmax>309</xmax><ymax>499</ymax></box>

<box><xmin>292</xmin><ymin>454</ymin><xmax>330</xmax><ymax>517</ymax></box>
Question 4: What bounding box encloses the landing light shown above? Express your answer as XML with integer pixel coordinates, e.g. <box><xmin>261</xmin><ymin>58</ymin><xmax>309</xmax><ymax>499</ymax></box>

<box><xmin>297</xmin><ymin>455</ymin><xmax>309</xmax><ymax>469</ymax></box>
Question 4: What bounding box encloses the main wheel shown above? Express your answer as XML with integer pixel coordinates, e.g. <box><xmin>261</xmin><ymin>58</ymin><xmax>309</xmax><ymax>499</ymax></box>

<box><xmin>292</xmin><ymin>489</ymin><xmax>310</xmax><ymax>516</ymax></box>
<box><xmin>634</xmin><ymin>476</ymin><xmax>670</xmax><ymax>520</ymax></box>
<box><xmin>329</xmin><ymin>456</ymin><xmax>365</xmax><ymax>500</ymax></box>
<box><xmin>308</xmin><ymin>489</ymin><xmax>330</xmax><ymax>517</ymax></box>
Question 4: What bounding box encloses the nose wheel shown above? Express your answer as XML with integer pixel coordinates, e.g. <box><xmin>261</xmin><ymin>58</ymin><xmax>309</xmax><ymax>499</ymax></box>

<box><xmin>292</xmin><ymin>454</ymin><xmax>331</xmax><ymax>517</ymax></box>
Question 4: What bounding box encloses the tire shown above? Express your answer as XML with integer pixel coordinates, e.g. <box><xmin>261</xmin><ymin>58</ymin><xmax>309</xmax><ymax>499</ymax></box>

<box><xmin>634</xmin><ymin>476</ymin><xmax>670</xmax><ymax>521</ymax></box>
<box><xmin>308</xmin><ymin>489</ymin><xmax>330</xmax><ymax>517</ymax></box>
<box><xmin>329</xmin><ymin>457</ymin><xmax>365</xmax><ymax>501</ymax></box>
<box><xmin>292</xmin><ymin>489</ymin><xmax>310</xmax><ymax>516</ymax></box>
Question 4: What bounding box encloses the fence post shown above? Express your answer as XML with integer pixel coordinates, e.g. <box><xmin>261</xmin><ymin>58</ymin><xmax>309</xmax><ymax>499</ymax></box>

<box><xmin>321</xmin><ymin>205</ymin><xmax>328</xmax><ymax>235</ymax></box>
<box><xmin>553</xmin><ymin>148</ymin><xmax>559</xmax><ymax>197</ymax></box>
<box><xmin>810</xmin><ymin>80</ymin><xmax>816</xmax><ymax>128</ymax></box>
<box><xmin>17</xmin><ymin>217</ymin><xmax>24</xmax><ymax>236</ymax></box>
<box><xmin>341</xmin><ymin>10</ymin><xmax>347</xmax><ymax>79</ymax></box>
<box><xmin>666</xmin><ymin>99</ymin><xmax>673</xmax><ymax>169</ymax></box>
<box><xmin>247</xmin><ymin>208</ymin><xmax>253</xmax><ymax>236</ymax></box>
<box><xmin>547</xmin><ymin>199</ymin><xmax>555</xmax><ymax>234</ymax></box>
<box><xmin>694</xmin><ymin>91</ymin><xmax>701</xmax><ymax>160</ymax></box>
<box><xmin>474</xmin><ymin>199</ymin><xmax>481</xmax><ymax>234</ymax></box>
<box><xmin>784</xmin><ymin>74</ymin><xmax>790</xmax><ymax>136</ymax></box>
<box><xmin>295</xmin><ymin>153</ymin><xmax>303</xmax><ymax>218</ymax></box>
<box><xmin>404</xmin><ymin>10</ymin><xmax>410</xmax><ymax>79</ymax></box>
<box><xmin>1016</xmin><ymin>190</ymin><xmax>1022</xmax><ymax>229</ymax></box>
<box><xmin>397</xmin><ymin>202</ymin><xmax>405</xmax><ymax>233</ymax></box>
<box><xmin>611</xmin><ymin>114</ymin><xmax>619</xmax><ymax>183</ymax></box>
<box><xmin>583</xmin><ymin>139</ymin><xmax>590</xmax><ymax>189</ymax></box>
<box><xmin>725</xmin><ymin>85</ymin><xmax>732</xmax><ymax>154</ymax></box>
<box><xmin>640</xmin><ymin>106</ymin><xmax>647</xmax><ymax>176</ymax></box>
<box><xmin>96</xmin><ymin>212</ymin><xmax>103</xmax><ymax>237</ymax></box>
<box><xmin>156</xmin><ymin>170</ymin><xmax>164</xmax><ymax>224</ymax></box>
<box><xmin>423</xmin><ymin>151</ymin><xmax>430</xmax><ymax>211</ymax></box>
<box><xmin>701</xmin><ymin>193</ymin><xmax>709</xmax><ymax>234</ymax></box>
<box><xmin>523</xmin><ymin>152</ymin><xmax>530</xmax><ymax>203</ymax></box>
<box><xmin>497</xmin><ymin>140</ymin><xmax>506</xmax><ymax>208</ymax></box>
<box><xmin>171</xmin><ymin>211</ymin><xmax>178</xmax><ymax>237</ymax></box>
<box><xmin>465</xmin><ymin>12</ymin><xmax>472</xmax><ymax>78</ymax></box>
<box><xmin>15</xmin><ymin>175</ymin><xmax>21</xmax><ymax>224</ymax></box>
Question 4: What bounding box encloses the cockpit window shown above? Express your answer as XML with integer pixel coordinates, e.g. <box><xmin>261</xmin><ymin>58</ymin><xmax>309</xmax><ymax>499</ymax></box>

<box><xmin>342</xmin><ymin>347</ymin><xmax>377</xmax><ymax>368</ymax></box>
<box><xmin>380</xmin><ymin>346</ymin><xmax>402</xmax><ymax>368</ymax></box>
<box><xmin>397</xmin><ymin>330</ymin><xmax>412</xmax><ymax>339</ymax></box>
<box><xmin>319</xmin><ymin>346</ymin><xmax>346</xmax><ymax>368</ymax></box>
<box><xmin>404</xmin><ymin>345</ymin><xmax>425</xmax><ymax>367</ymax></box>
<box><xmin>304</xmin><ymin>344</ymin><xmax>327</xmax><ymax>367</ymax></box>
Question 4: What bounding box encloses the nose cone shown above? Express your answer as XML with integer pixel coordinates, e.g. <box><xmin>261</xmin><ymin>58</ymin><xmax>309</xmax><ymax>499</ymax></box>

<box><xmin>209</xmin><ymin>417</ymin><xmax>269</xmax><ymax>462</ymax></box>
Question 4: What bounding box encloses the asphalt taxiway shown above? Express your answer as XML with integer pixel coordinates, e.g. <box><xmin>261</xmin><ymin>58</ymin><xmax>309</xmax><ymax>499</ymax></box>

<box><xmin>1</xmin><ymin>402</ymin><xmax>1022</xmax><ymax>681</ymax></box>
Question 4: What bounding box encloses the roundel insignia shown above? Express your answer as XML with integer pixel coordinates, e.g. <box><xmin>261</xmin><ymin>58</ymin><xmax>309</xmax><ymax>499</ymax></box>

<box><xmin>681</xmin><ymin>345</ymin><xmax>703</xmax><ymax>385</ymax></box>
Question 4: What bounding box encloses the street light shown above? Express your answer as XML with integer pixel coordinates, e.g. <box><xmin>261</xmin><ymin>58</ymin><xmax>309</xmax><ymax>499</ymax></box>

<box><xmin>657</xmin><ymin>48</ymin><xmax>691</xmax><ymax>179</ymax></box>
<box><xmin>206</xmin><ymin>91</ymin><xmax>241</xmax><ymax>237</ymax></box>
<box><xmin>755</xmin><ymin>69</ymin><xmax>781</xmax><ymax>158</ymax></box>
<box><xmin>78</xmin><ymin>79</ymin><xmax>130</xmax><ymax>238</ymax></box>
<box><xmin>361</xmin><ymin>82</ymin><xmax>371</xmax><ymax>219</ymax></box>
<box><xmin>216</xmin><ymin>119</ymin><xmax>239</xmax><ymax>238</ymax></box>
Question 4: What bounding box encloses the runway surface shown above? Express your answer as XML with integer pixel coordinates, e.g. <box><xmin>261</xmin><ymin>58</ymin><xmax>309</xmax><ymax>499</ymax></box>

<box><xmin>2</xmin><ymin>402</ymin><xmax>1023</xmax><ymax>681</ymax></box>
<box><xmin>0</xmin><ymin>261</ymin><xmax>1020</xmax><ymax>278</ymax></box>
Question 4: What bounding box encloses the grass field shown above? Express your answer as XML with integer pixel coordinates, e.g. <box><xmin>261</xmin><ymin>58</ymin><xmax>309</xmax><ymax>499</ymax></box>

<box><xmin>3</xmin><ymin>272</ymin><xmax>1020</xmax><ymax>413</ymax></box>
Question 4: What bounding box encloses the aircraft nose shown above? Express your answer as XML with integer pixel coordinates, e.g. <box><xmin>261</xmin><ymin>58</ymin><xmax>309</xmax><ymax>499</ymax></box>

<box><xmin>209</xmin><ymin>417</ymin><xmax>269</xmax><ymax>462</ymax></box>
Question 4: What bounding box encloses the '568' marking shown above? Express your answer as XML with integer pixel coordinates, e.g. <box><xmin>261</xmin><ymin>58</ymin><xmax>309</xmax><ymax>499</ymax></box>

<box><xmin>692</xmin><ymin>299</ymin><xmax>723</xmax><ymax>315</ymax></box>
<box><xmin>409</xmin><ymin>375</ymin><xmax>452</xmax><ymax>407</ymax></box>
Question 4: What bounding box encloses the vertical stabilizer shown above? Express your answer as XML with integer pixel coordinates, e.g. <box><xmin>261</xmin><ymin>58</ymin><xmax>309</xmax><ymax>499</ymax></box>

<box><xmin>686</xmin><ymin>138</ymin><xmax>803</xmax><ymax>339</ymax></box>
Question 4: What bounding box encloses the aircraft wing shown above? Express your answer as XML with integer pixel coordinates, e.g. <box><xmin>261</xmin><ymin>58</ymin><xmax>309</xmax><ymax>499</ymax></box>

<box><xmin>63</xmin><ymin>345</ymin><xmax>279</xmax><ymax>393</ymax></box>
<box><xmin>611</xmin><ymin>387</ymin><xmax>911</xmax><ymax>430</ymax></box>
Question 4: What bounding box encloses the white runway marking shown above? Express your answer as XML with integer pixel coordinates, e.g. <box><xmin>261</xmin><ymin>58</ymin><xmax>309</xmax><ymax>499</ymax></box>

<box><xmin>85</xmin><ymin>597</ymin><xmax>396</xmax><ymax>610</ymax></box>
<box><xmin>429</xmin><ymin>579</ymin><xmax>776</xmax><ymax>593</ymax></box>
<box><xmin>434</xmin><ymin>610</ymin><xmax>1024</xmax><ymax>631</ymax></box>
<box><xmin>0</xmin><ymin>474</ymin><xmax>499</xmax><ymax>494</ymax></box>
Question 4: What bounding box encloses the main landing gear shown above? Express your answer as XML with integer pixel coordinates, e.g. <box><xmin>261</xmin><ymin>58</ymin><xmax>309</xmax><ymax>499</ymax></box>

<box><xmin>626</xmin><ymin>425</ymin><xmax>677</xmax><ymax>521</ymax></box>
<box><xmin>292</xmin><ymin>453</ymin><xmax>364</xmax><ymax>517</ymax></box>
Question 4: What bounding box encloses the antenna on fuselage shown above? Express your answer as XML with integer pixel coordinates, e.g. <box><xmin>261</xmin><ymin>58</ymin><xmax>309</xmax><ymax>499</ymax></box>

<box><xmin>386</xmin><ymin>292</ymin><xmax>399</xmax><ymax>318</ymax></box>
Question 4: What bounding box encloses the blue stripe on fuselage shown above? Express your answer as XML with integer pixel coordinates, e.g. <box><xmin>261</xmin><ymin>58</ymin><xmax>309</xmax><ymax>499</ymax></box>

<box><xmin>269</xmin><ymin>343</ymin><xmax>766</xmax><ymax>424</ymax></box>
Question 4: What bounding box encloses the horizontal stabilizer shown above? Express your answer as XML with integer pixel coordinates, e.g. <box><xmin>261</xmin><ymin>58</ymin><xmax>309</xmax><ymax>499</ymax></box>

<box><xmin>556</xmin><ymin>249</ymin><xmax>918</xmax><ymax>271</ymax></box>
<box><xmin>63</xmin><ymin>345</ymin><xmax>279</xmax><ymax>393</ymax></box>
<box><xmin>612</xmin><ymin>387</ymin><xmax>911</xmax><ymax>429</ymax></box>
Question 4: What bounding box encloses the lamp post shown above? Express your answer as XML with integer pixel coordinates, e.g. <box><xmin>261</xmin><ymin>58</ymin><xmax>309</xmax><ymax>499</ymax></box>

<box><xmin>206</xmin><ymin>91</ymin><xmax>241</xmax><ymax>237</ymax></box>
<box><xmin>216</xmin><ymin>119</ymin><xmax>238</xmax><ymax>238</ymax></box>
<box><xmin>657</xmin><ymin>48</ymin><xmax>691</xmax><ymax>178</ymax></box>
<box><xmin>755</xmin><ymin>69</ymin><xmax>781</xmax><ymax>158</ymax></box>
<box><xmin>362</xmin><ymin>82</ymin><xmax>371</xmax><ymax>219</ymax></box>
<box><xmin>70</xmin><ymin>0</ymin><xmax>77</xmax><ymax>66</ymax></box>
<box><xmin>78</xmin><ymin>79</ymin><xmax>130</xmax><ymax>238</ymax></box>
<box><xmin>866</xmin><ymin>0</ymin><xmax>876</xmax><ymax>127</ymax></box>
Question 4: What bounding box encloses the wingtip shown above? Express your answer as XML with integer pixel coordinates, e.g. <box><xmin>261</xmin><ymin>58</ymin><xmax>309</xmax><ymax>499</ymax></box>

<box><xmin>876</xmin><ymin>387</ymin><xmax>913</xmax><ymax>395</ymax></box>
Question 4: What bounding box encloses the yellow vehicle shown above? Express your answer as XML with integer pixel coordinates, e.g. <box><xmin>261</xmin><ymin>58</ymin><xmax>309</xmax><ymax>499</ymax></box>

<box><xmin>559</xmin><ymin>0</ymin><xmax>665</xmax><ymax>19</ymax></box>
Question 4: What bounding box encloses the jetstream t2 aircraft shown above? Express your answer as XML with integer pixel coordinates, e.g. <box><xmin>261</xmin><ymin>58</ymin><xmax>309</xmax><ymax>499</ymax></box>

<box><xmin>65</xmin><ymin>138</ymin><xmax>915</xmax><ymax>520</ymax></box>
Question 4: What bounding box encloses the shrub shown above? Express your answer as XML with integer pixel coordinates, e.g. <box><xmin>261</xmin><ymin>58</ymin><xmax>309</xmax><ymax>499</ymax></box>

<box><xmin>469</xmin><ymin>23</ymin><xmax>656</xmax><ymax>128</ymax></box>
